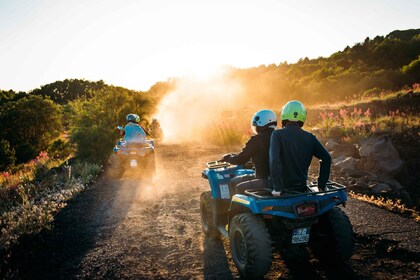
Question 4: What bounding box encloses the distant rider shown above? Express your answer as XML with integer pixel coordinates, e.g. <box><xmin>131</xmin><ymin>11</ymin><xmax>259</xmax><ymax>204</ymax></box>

<box><xmin>149</xmin><ymin>118</ymin><xmax>163</xmax><ymax>139</ymax></box>
<box><xmin>270</xmin><ymin>100</ymin><xmax>331</xmax><ymax>196</ymax></box>
<box><xmin>222</xmin><ymin>109</ymin><xmax>277</xmax><ymax>194</ymax></box>
<box><xmin>123</xmin><ymin>113</ymin><xmax>147</xmax><ymax>144</ymax></box>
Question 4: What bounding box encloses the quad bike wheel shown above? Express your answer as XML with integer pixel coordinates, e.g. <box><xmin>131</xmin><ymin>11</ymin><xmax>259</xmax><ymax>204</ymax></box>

<box><xmin>229</xmin><ymin>213</ymin><xmax>272</xmax><ymax>279</ymax></box>
<box><xmin>309</xmin><ymin>207</ymin><xmax>354</xmax><ymax>264</ymax></box>
<box><xmin>200</xmin><ymin>191</ymin><xmax>220</xmax><ymax>239</ymax></box>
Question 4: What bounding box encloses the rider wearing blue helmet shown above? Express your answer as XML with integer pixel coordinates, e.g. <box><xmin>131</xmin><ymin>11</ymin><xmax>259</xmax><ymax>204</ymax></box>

<box><xmin>123</xmin><ymin>113</ymin><xmax>147</xmax><ymax>143</ymax></box>
<box><xmin>223</xmin><ymin>109</ymin><xmax>277</xmax><ymax>194</ymax></box>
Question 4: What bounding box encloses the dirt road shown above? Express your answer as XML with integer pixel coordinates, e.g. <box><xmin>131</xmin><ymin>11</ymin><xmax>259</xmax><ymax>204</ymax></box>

<box><xmin>3</xmin><ymin>143</ymin><xmax>420</xmax><ymax>279</ymax></box>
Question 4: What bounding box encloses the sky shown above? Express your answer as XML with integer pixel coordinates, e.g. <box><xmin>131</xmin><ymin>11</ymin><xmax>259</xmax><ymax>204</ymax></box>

<box><xmin>0</xmin><ymin>0</ymin><xmax>419</xmax><ymax>92</ymax></box>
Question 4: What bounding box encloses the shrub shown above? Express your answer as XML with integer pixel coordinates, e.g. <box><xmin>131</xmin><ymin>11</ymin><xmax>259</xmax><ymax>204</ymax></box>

<box><xmin>47</xmin><ymin>138</ymin><xmax>73</xmax><ymax>160</ymax></box>
<box><xmin>0</xmin><ymin>139</ymin><xmax>16</xmax><ymax>171</ymax></box>
<box><xmin>71</xmin><ymin>162</ymin><xmax>102</xmax><ymax>185</ymax></box>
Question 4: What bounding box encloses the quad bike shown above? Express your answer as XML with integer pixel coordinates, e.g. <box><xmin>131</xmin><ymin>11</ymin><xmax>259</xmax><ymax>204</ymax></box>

<box><xmin>200</xmin><ymin>160</ymin><xmax>354</xmax><ymax>279</ymax></box>
<box><xmin>149</xmin><ymin>125</ymin><xmax>164</xmax><ymax>143</ymax></box>
<box><xmin>110</xmin><ymin>126</ymin><xmax>156</xmax><ymax>178</ymax></box>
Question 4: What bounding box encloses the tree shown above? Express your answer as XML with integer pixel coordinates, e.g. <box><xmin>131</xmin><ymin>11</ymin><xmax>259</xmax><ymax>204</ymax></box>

<box><xmin>31</xmin><ymin>79</ymin><xmax>106</xmax><ymax>105</ymax></box>
<box><xmin>0</xmin><ymin>95</ymin><xmax>62</xmax><ymax>162</ymax></box>
<box><xmin>401</xmin><ymin>56</ymin><xmax>420</xmax><ymax>82</ymax></box>
<box><xmin>0</xmin><ymin>139</ymin><xmax>16</xmax><ymax>171</ymax></box>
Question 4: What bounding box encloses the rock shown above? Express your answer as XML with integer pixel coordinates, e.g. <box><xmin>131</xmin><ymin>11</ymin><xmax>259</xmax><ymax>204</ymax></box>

<box><xmin>355</xmin><ymin>181</ymin><xmax>368</xmax><ymax>189</ymax></box>
<box><xmin>333</xmin><ymin>156</ymin><xmax>357</xmax><ymax>170</ymax></box>
<box><xmin>332</xmin><ymin>155</ymin><xmax>346</xmax><ymax>165</ymax></box>
<box><xmin>370</xmin><ymin>183</ymin><xmax>392</xmax><ymax>195</ymax></box>
<box><xmin>380</xmin><ymin>177</ymin><xmax>404</xmax><ymax>191</ymax></box>
<box><xmin>330</xmin><ymin>143</ymin><xmax>360</xmax><ymax>158</ymax></box>
<box><xmin>397</xmin><ymin>190</ymin><xmax>413</xmax><ymax>207</ymax></box>
<box><xmin>326</xmin><ymin>139</ymin><xmax>340</xmax><ymax>151</ymax></box>
<box><xmin>333</xmin><ymin>156</ymin><xmax>370</xmax><ymax>178</ymax></box>
<box><xmin>358</xmin><ymin>136</ymin><xmax>404</xmax><ymax>178</ymax></box>
<box><xmin>343</xmin><ymin>168</ymin><xmax>370</xmax><ymax>178</ymax></box>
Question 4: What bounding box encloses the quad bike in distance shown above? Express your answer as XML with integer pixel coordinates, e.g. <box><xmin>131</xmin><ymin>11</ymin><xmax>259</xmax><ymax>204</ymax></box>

<box><xmin>149</xmin><ymin>120</ymin><xmax>164</xmax><ymax>143</ymax></box>
<box><xmin>200</xmin><ymin>160</ymin><xmax>354</xmax><ymax>279</ymax></box>
<box><xmin>110</xmin><ymin>126</ymin><xmax>156</xmax><ymax>178</ymax></box>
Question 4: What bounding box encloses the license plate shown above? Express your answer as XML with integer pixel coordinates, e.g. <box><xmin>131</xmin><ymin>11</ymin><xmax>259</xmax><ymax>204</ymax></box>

<box><xmin>291</xmin><ymin>228</ymin><xmax>310</xmax><ymax>244</ymax></box>
<box><xmin>130</xmin><ymin>159</ymin><xmax>138</xmax><ymax>167</ymax></box>
<box><xmin>220</xmin><ymin>184</ymin><xmax>230</xmax><ymax>199</ymax></box>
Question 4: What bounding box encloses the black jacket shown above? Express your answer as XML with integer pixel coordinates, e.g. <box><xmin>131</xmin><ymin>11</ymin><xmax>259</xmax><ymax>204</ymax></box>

<box><xmin>224</xmin><ymin>128</ymin><xmax>274</xmax><ymax>179</ymax></box>
<box><xmin>269</xmin><ymin>123</ymin><xmax>331</xmax><ymax>192</ymax></box>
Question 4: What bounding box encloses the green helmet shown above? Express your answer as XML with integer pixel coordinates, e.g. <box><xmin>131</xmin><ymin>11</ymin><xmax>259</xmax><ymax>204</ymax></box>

<box><xmin>281</xmin><ymin>100</ymin><xmax>307</xmax><ymax>123</ymax></box>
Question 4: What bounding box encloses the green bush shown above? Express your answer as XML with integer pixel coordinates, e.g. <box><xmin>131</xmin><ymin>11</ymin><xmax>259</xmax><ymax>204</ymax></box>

<box><xmin>71</xmin><ymin>162</ymin><xmax>102</xmax><ymax>185</ymax></box>
<box><xmin>71</xmin><ymin>125</ymin><xmax>114</xmax><ymax>164</ymax></box>
<box><xmin>0</xmin><ymin>139</ymin><xmax>16</xmax><ymax>171</ymax></box>
<box><xmin>48</xmin><ymin>138</ymin><xmax>74</xmax><ymax>160</ymax></box>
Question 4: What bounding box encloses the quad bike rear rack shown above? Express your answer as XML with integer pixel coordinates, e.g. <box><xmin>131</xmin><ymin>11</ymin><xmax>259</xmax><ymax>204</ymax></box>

<box><xmin>206</xmin><ymin>160</ymin><xmax>230</xmax><ymax>169</ymax></box>
<box><xmin>244</xmin><ymin>181</ymin><xmax>347</xmax><ymax>199</ymax></box>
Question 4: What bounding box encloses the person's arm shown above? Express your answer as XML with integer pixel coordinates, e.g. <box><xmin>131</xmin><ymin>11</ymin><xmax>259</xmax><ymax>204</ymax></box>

<box><xmin>313</xmin><ymin>136</ymin><xmax>331</xmax><ymax>189</ymax></box>
<box><xmin>269</xmin><ymin>132</ymin><xmax>284</xmax><ymax>193</ymax></box>
<box><xmin>223</xmin><ymin>137</ymin><xmax>255</xmax><ymax>165</ymax></box>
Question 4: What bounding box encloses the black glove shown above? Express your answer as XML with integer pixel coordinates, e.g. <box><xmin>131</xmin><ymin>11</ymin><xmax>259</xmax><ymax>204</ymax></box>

<box><xmin>222</xmin><ymin>154</ymin><xmax>232</xmax><ymax>162</ymax></box>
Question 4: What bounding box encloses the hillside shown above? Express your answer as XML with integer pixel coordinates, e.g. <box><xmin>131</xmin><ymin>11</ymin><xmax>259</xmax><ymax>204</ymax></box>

<box><xmin>229</xmin><ymin>28</ymin><xmax>420</xmax><ymax>107</ymax></box>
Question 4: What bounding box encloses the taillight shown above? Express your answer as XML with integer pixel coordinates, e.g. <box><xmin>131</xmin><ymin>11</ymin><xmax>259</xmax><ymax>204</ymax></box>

<box><xmin>262</xmin><ymin>206</ymin><xmax>273</xmax><ymax>212</ymax></box>
<box><xmin>296</xmin><ymin>203</ymin><xmax>317</xmax><ymax>217</ymax></box>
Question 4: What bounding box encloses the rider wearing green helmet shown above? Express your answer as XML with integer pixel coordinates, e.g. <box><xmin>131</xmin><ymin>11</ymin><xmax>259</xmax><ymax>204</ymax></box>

<box><xmin>269</xmin><ymin>100</ymin><xmax>331</xmax><ymax>196</ymax></box>
<box><xmin>280</xmin><ymin>100</ymin><xmax>307</xmax><ymax>125</ymax></box>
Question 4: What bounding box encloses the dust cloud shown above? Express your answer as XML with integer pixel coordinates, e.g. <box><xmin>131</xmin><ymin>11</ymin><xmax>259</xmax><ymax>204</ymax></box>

<box><xmin>154</xmin><ymin>68</ymin><xmax>247</xmax><ymax>143</ymax></box>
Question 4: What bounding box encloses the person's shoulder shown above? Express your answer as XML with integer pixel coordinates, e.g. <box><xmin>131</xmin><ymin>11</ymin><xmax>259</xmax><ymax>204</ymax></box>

<box><xmin>301</xmin><ymin>129</ymin><xmax>320</xmax><ymax>141</ymax></box>
<box><xmin>301</xmin><ymin>128</ymin><xmax>313</xmax><ymax>135</ymax></box>
<box><xmin>272</xmin><ymin>128</ymin><xmax>287</xmax><ymax>135</ymax></box>
<box><xmin>247</xmin><ymin>134</ymin><xmax>259</xmax><ymax>144</ymax></box>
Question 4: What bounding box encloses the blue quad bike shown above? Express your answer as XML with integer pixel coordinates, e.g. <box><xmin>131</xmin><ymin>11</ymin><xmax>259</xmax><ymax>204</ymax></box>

<box><xmin>110</xmin><ymin>126</ymin><xmax>156</xmax><ymax>178</ymax></box>
<box><xmin>200</xmin><ymin>160</ymin><xmax>354</xmax><ymax>279</ymax></box>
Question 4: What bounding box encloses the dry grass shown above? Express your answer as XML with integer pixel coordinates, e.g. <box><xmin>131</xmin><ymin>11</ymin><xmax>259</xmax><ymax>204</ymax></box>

<box><xmin>310</xmin><ymin>83</ymin><xmax>420</xmax><ymax>111</ymax></box>
<box><xmin>349</xmin><ymin>191</ymin><xmax>420</xmax><ymax>222</ymax></box>
<box><xmin>207</xmin><ymin>121</ymin><xmax>252</xmax><ymax>147</ymax></box>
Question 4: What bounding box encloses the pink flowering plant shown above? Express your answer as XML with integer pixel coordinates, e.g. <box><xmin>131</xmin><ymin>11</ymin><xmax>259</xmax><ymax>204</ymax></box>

<box><xmin>315</xmin><ymin>107</ymin><xmax>373</xmax><ymax>140</ymax></box>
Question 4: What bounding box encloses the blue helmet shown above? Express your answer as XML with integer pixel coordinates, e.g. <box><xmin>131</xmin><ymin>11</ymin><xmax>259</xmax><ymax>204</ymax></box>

<box><xmin>126</xmin><ymin>113</ymin><xmax>140</xmax><ymax>123</ymax></box>
<box><xmin>251</xmin><ymin>109</ymin><xmax>277</xmax><ymax>134</ymax></box>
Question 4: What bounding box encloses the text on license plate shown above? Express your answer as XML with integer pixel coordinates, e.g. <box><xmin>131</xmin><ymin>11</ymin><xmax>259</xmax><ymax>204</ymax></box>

<box><xmin>292</xmin><ymin>228</ymin><xmax>310</xmax><ymax>244</ymax></box>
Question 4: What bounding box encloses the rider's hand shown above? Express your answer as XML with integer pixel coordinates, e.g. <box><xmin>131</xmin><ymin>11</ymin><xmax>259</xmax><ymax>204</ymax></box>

<box><xmin>271</xmin><ymin>190</ymin><xmax>282</xmax><ymax>197</ymax></box>
<box><xmin>222</xmin><ymin>154</ymin><xmax>231</xmax><ymax>162</ymax></box>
